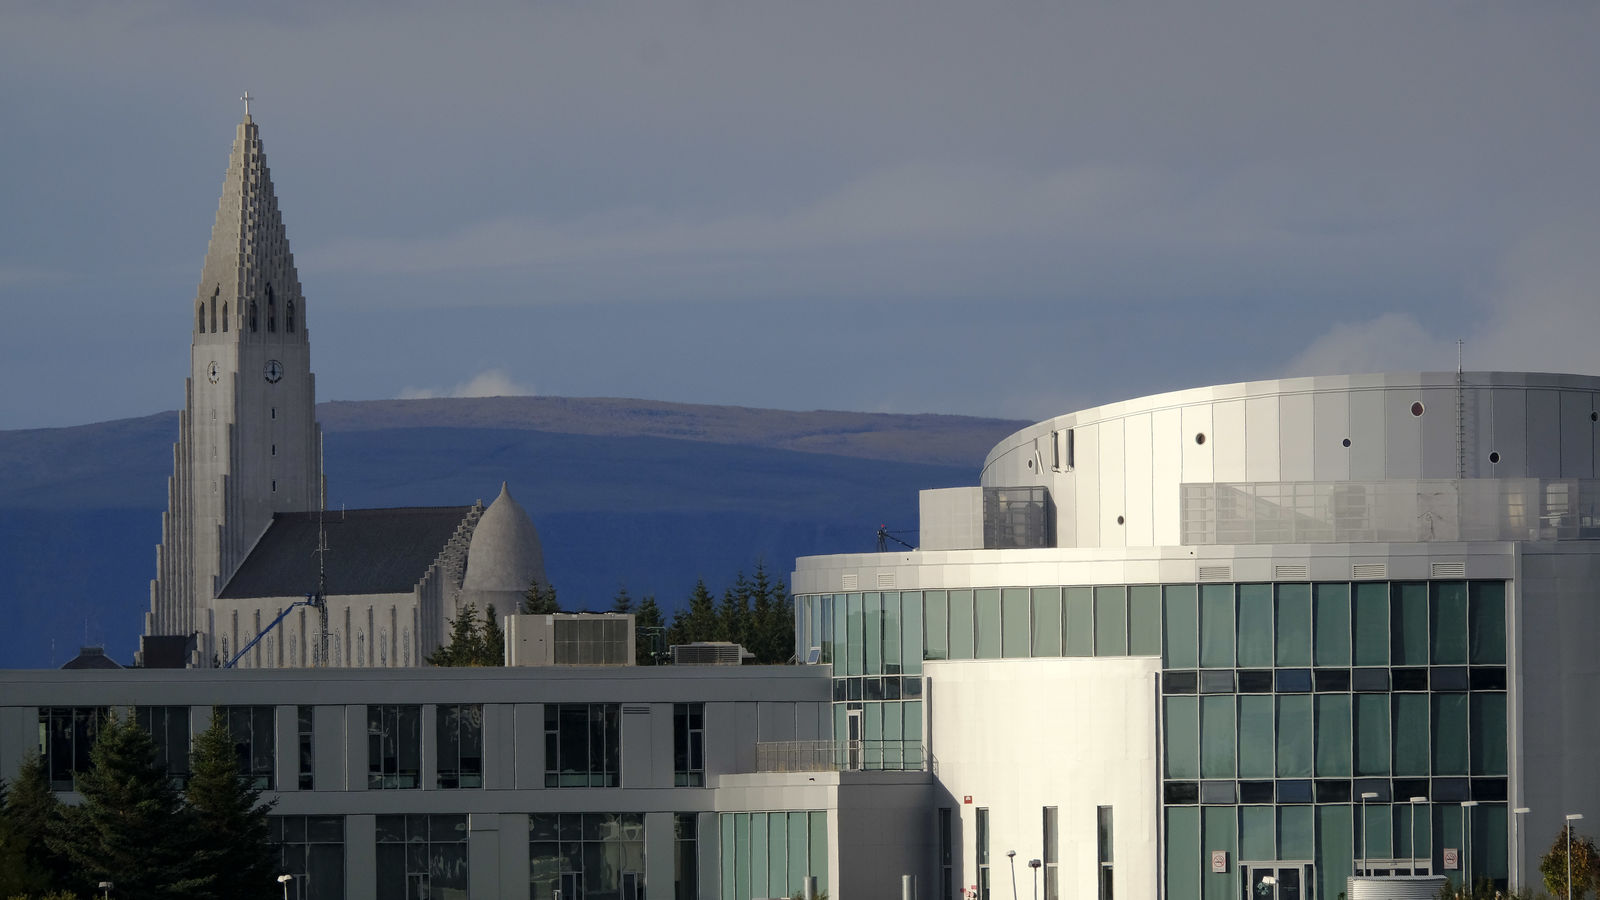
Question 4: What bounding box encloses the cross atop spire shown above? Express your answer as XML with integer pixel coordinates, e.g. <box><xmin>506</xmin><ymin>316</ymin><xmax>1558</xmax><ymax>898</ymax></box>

<box><xmin>241</xmin><ymin>90</ymin><xmax>253</xmax><ymax>118</ymax></box>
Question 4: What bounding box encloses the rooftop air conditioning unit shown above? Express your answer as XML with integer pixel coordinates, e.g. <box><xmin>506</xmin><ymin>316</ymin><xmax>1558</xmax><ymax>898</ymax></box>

<box><xmin>671</xmin><ymin>642</ymin><xmax>751</xmax><ymax>666</ymax></box>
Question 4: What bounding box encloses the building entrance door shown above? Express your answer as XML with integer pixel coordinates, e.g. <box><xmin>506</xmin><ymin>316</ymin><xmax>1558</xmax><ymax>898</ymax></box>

<box><xmin>1240</xmin><ymin>861</ymin><xmax>1311</xmax><ymax>899</ymax></box>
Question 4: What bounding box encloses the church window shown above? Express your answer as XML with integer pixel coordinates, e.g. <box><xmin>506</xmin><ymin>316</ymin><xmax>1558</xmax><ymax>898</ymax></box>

<box><xmin>197</xmin><ymin>303</ymin><xmax>205</xmax><ymax>333</ymax></box>
<box><xmin>250</xmin><ymin>300</ymin><xmax>258</xmax><ymax>332</ymax></box>
<box><xmin>287</xmin><ymin>299</ymin><xmax>296</xmax><ymax>333</ymax></box>
<box><xmin>266</xmin><ymin>283</ymin><xmax>276</xmax><ymax>333</ymax></box>
<box><xmin>272</xmin><ymin>443</ymin><xmax>276</xmax><ymax>456</ymax></box>
<box><xmin>222</xmin><ymin>301</ymin><xmax>229</xmax><ymax>332</ymax></box>
<box><xmin>209</xmin><ymin>288</ymin><xmax>218</xmax><ymax>333</ymax></box>
<box><xmin>272</xmin><ymin>480</ymin><xmax>277</xmax><ymax>492</ymax></box>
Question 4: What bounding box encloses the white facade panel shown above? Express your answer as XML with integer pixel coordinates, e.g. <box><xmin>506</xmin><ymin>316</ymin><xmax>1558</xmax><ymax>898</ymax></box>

<box><xmin>1526</xmin><ymin>390</ymin><xmax>1561</xmax><ymax>476</ymax></box>
<box><xmin>1312</xmin><ymin>390</ymin><xmax>1352</xmax><ymax>481</ymax></box>
<box><xmin>1124</xmin><ymin>413</ymin><xmax>1155</xmax><ymax>546</ymax></box>
<box><xmin>1245</xmin><ymin>395</ymin><xmax>1281</xmax><ymax>482</ymax></box>
<box><xmin>1349</xmin><ymin>388</ymin><xmax>1388</xmax><ymax>479</ymax></box>
<box><xmin>1492</xmin><ymin>388</ymin><xmax>1528</xmax><ymax>477</ymax></box>
<box><xmin>1076</xmin><ymin>424</ymin><xmax>1101</xmax><ymax>550</ymax></box>
<box><xmin>1098</xmin><ymin>419</ymin><xmax>1126</xmax><ymax>549</ymax></box>
<box><xmin>1212</xmin><ymin>399</ymin><xmax>1247</xmax><ymax>482</ymax></box>
<box><xmin>1180</xmin><ymin>404</ymin><xmax>1214</xmax><ymax>483</ymax></box>
<box><xmin>1279</xmin><ymin>392</ymin><xmax>1314</xmax><ymax>481</ymax></box>
<box><xmin>1151</xmin><ymin>407</ymin><xmax>1183</xmax><ymax>546</ymax></box>
<box><xmin>1560</xmin><ymin>391</ymin><xmax>1594</xmax><ymax>478</ymax></box>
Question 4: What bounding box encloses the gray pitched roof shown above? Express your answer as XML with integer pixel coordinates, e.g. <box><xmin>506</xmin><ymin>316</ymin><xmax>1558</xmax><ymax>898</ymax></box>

<box><xmin>218</xmin><ymin>507</ymin><xmax>474</xmax><ymax>599</ymax></box>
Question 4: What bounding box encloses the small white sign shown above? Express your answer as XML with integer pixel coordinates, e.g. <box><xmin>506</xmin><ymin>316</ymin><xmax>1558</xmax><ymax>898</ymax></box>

<box><xmin>1444</xmin><ymin>848</ymin><xmax>1459</xmax><ymax>870</ymax></box>
<box><xmin>1212</xmin><ymin>850</ymin><xmax>1228</xmax><ymax>873</ymax></box>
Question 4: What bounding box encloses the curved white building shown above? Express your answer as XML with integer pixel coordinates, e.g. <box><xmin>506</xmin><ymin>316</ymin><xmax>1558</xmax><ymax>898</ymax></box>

<box><xmin>793</xmin><ymin>371</ymin><xmax>1600</xmax><ymax>899</ymax></box>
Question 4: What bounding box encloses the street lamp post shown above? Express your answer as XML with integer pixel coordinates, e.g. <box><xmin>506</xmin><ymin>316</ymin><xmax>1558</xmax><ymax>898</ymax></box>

<box><xmin>278</xmin><ymin>873</ymin><xmax>293</xmax><ymax>900</ymax></box>
<box><xmin>1028</xmin><ymin>858</ymin><xmax>1041</xmax><ymax>900</ymax></box>
<box><xmin>97</xmin><ymin>882</ymin><xmax>112</xmax><ymax>900</ymax></box>
<box><xmin>1007</xmin><ymin>850</ymin><xmax>1018</xmax><ymax>900</ymax></box>
<box><xmin>1360</xmin><ymin>791</ymin><xmax>1379</xmax><ymax>877</ymax></box>
<box><xmin>1514</xmin><ymin>807</ymin><xmax>1532</xmax><ymax>891</ymax></box>
<box><xmin>1566</xmin><ymin>813</ymin><xmax>1584</xmax><ymax>900</ymax></box>
<box><xmin>1410</xmin><ymin>797</ymin><xmax>1428</xmax><ymax>876</ymax></box>
<box><xmin>1461</xmin><ymin>800</ymin><xmax>1478</xmax><ymax>891</ymax></box>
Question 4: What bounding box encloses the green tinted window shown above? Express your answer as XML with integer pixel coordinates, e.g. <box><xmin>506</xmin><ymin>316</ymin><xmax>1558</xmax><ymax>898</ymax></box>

<box><xmin>1362</xmin><ymin>801</ymin><xmax>1393</xmax><ymax>859</ymax></box>
<box><xmin>1278</xmin><ymin>805</ymin><xmax>1314</xmax><ymax>861</ymax></box>
<box><xmin>1202</xmin><ymin>806</ymin><xmax>1237</xmax><ymax>900</ymax></box>
<box><xmin>1392</xmin><ymin>583</ymin><xmax>1428</xmax><ymax>665</ymax></box>
<box><xmin>1166</xmin><ymin>808</ymin><xmax>1201</xmax><ymax>900</ymax></box>
<box><xmin>1433</xmin><ymin>688</ymin><xmax>1465</xmax><ymax>775</ymax></box>
<box><xmin>864</xmin><ymin>593</ymin><xmax>883</xmax><ymax>675</ymax></box>
<box><xmin>1354</xmin><ymin>693</ymin><xmax>1391</xmax><ymax>776</ymax></box>
<box><xmin>1001</xmin><ymin>589</ymin><xmax>1029</xmax><ymax>659</ymax></box>
<box><xmin>1275</xmin><ymin>695</ymin><xmax>1313</xmax><ymax>777</ymax></box>
<box><xmin>1164</xmin><ymin>696</ymin><xmax>1199</xmax><ymax>779</ymax></box>
<box><xmin>1065</xmin><ymin>588</ymin><xmax>1094</xmax><ymax>657</ymax></box>
<box><xmin>1094</xmin><ymin>586</ymin><xmax>1127</xmax><ymax>656</ymax></box>
<box><xmin>901</xmin><ymin>592</ymin><xmax>923</xmax><ymax>675</ymax></box>
<box><xmin>1313</xmin><ymin>583</ymin><xmax>1351</xmax><ymax>666</ymax></box>
<box><xmin>925</xmin><ymin>591</ymin><xmax>948</xmax><ymax>661</ymax></box>
<box><xmin>1129</xmin><ymin>586</ymin><xmax>1162</xmax><ymax>657</ymax></box>
<box><xmin>883</xmin><ymin>593</ymin><xmax>901</xmax><ymax>672</ymax></box>
<box><xmin>1240</xmin><ymin>806</ymin><xmax>1275</xmax><ymax>861</ymax></box>
<box><xmin>975</xmin><ymin>589</ymin><xmax>1001</xmax><ymax>659</ymax></box>
<box><xmin>1470</xmin><ymin>692</ymin><xmax>1507</xmax><ymax>776</ymax></box>
<box><xmin>1393</xmin><ymin>694</ymin><xmax>1429</xmax><ymax>776</ymax></box>
<box><xmin>1469</xmin><ymin>581</ymin><xmax>1507</xmax><ymax>665</ymax></box>
<box><xmin>1431</xmin><ymin>583</ymin><xmax>1468</xmax><ymax>665</ymax></box>
<box><xmin>949</xmin><ymin>591</ymin><xmax>974</xmax><ymax>660</ymax></box>
<box><xmin>1235</xmin><ymin>584</ymin><xmax>1273</xmax><ymax>668</ymax></box>
<box><xmin>845</xmin><ymin>594</ymin><xmax>863</xmax><ymax>676</ymax></box>
<box><xmin>1031</xmin><ymin>588</ymin><xmax>1062</xmax><ymax>657</ymax></box>
<box><xmin>1200</xmin><ymin>695</ymin><xmax>1235</xmax><ymax>779</ymax></box>
<box><xmin>1314</xmin><ymin>694</ymin><xmax>1351</xmax><ymax>776</ymax></box>
<box><xmin>1237</xmin><ymin>695</ymin><xmax>1274</xmax><ymax>779</ymax></box>
<box><xmin>1314</xmin><ymin>805</ymin><xmax>1353</xmax><ymax>900</ymax></box>
<box><xmin>1199</xmin><ymin>584</ymin><xmax>1234</xmax><ymax>668</ymax></box>
<box><xmin>1164</xmin><ymin>585</ymin><xmax>1199</xmax><ymax>668</ymax></box>
<box><xmin>1275</xmin><ymin>584</ymin><xmax>1311</xmax><ymax>666</ymax></box>
<box><xmin>1352</xmin><ymin>582</ymin><xmax>1389</xmax><ymax>666</ymax></box>
<box><xmin>1479</xmin><ymin>803</ymin><xmax>1509</xmax><ymax>885</ymax></box>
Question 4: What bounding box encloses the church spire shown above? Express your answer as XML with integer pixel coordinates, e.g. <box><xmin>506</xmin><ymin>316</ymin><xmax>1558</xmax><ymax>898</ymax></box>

<box><xmin>191</xmin><ymin>99</ymin><xmax>307</xmax><ymax>343</ymax></box>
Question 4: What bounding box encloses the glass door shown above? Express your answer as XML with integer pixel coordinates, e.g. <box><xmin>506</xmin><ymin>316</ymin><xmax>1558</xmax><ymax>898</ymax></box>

<box><xmin>1241</xmin><ymin>862</ymin><xmax>1309</xmax><ymax>900</ymax></box>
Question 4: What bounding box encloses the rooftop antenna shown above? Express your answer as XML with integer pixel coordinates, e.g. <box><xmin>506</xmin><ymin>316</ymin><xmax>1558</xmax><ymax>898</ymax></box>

<box><xmin>1456</xmin><ymin>339</ymin><xmax>1466</xmax><ymax>480</ymax></box>
<box><xmin>311</xmin><ymin>506</ymin><xmax>331</xmax><ymax>667</ymax></box>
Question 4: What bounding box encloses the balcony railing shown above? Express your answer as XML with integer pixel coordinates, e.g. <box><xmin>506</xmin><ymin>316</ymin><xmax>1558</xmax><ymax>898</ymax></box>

<box><xmin>754</xmin><ymin>740</ymin><xmax>927</xmax><ymax>773</ymax></box>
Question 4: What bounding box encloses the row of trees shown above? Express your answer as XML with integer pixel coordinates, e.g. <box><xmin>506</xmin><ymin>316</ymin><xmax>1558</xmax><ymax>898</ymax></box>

<box><xmin>0</xmin><ymin>713</ymin><xmax>277</xmax><ymax>900</ymax></box>
<box><xmin>430</xmin><ymin>562</ymin><xmax>795</xmax><ymax>667</ymax></box>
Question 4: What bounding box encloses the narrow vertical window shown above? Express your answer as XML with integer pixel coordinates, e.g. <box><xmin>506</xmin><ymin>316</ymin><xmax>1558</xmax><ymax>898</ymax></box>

<box><xmin>436</xmin><ymin>703</ymin><xmax>483</xmax><ymax>789</ymax></box>
<box><xmin>222</xmin><ymin>301</ymin><xmax>228</xmax><ymax>332</ymax></box>
<box><xmin>367</xmin><ymin>704</ymin><xmax>421</xmax><ymax>789</ymax></box>
<box><xmin>674</xmin><ymin>813</ymin><xmax>699</xmax><ymax>900</ymax></box>
<box><xmin>1097</xmin><ymin>806</ymin><xmax>1114</xmax><ymax>900</ymax></box>
<box><xmin>297</xmin><ymin>705</ymin><xmax>314</xmax><ymax>790</ymax></box>
<box><xmin>197</xmin><ymin>304</ymin><xmax>206</xmax><ymax>333</ymax></box>
<box><xmin>250</xmin><ymin>300</ymin><xmax>258</xmax><ymax>332</ymax></box>
<box><xmin>674</xmin><ymin>702</ymin><xmax>705</xmax><ymax>786</ymax></box>
<box><xmin>1043</xmin><ymin>807</ymin><xmax>1059</xmax><ymax>900</ymax></box>
<box><xmin>977</xmin><ymin>807</ymin><xmax>990</xmax><ymax>900</ymax></box>
<box><xmin>939</xmin><ymin>808</ymin><xmax>954</xmax><ymax>900</ymax></box>
<box><xmin>266</xmin><ymin>283</ymin><xmax>276</xmax><ymax>333</ymax></box>
<box><xmin>287</xmin><ymin>299</ymin><xmax>296</xmax><ymax>333</ymax></box>
<box><xmin>209</xmin><ymin>294</ymin><xmax>217</xmax><ymax>333</ymax></box>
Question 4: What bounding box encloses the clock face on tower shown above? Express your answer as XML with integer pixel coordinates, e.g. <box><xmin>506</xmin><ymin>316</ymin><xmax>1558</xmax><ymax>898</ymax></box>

<box><xmin>265</xmin><ymin>359</ymin><xmax>283</xmax><ymax>384</ymax></box>
<box><xmin>207</xmin><ymin>361</ymin><xmax>220</xmax><ymax>384</ymax></box>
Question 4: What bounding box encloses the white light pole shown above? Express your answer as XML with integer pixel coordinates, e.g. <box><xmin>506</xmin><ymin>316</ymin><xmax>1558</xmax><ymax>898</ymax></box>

<box><xmin>1027</xmin><ymin>858</ymin><xmax>1041</xmax><ymax>900</ymax></box>
<box><xmin>1360</xmin><ymin>791</ymin><xmax>1379</xmax><ymax>877</ymax></box>
<box><xmin>1461</xmin><ymin>800</ymin><xmax>1478</xmax><ymax>891</ymax></box>
<box><xmin>1514</xmin><ymin>807</ymin><xmax>1532</xmax><ymax>891</ymax></box>
<box><xmin>1410</xmin><ymin>797</ymin><xmax>1428</xmax><ymax>876</ymax></box>
<box><xmin>1566</xmin><ymin>813</ymin><xmax>1584</xmax><ymax>900</ymax></box>
<box><xmin>278</xmin><ymin>873</ymin><xmax>293</xmax><ymax>900</ymax></box>
<box><xmin>1007</xmin><ymin>850</ymin><xmax>1018</xmax><ymax>900</ymax></box>
<box><xmin>97</xmin><ymin>882</ymin><xmax>112</xmax><ymax>900</ymax></box>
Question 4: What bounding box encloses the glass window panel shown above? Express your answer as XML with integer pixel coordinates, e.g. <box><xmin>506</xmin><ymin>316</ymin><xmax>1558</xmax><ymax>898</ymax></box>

<box><xmin>809</xmin><ymin>811</ymin><xmax>827</xmax><ymax>887</ymax></box>
<box><xmin>1199</xmin><ymin>584</ymin><xmax>1234</xmax><ymax>668</ymax></box>
<box><xmin>1240</xmin><ymin>807</ymin><xmax>1276</xmax><ymax>864</ymax></box>
<box><xmin>1315</xmin><ymin>694</ymin><xmax>1352</xmax><ymax>776</ymax></box>
<box><xmin>1360</xmin><ymin>802</ymin><xmax>1393</xmax><ymax>860</ymax></box>
<box><xmin>1469</xmin><ymin>582</ymin><xmax>1507</xmax><ymax>665</ymax></box>
<box><xmin>1432</xmin><ymin>693</ymin><xmax>1468</xmax><ymax>775</ymax></box>
<box><xmin>788</xmin><ymin>812</ymin><xmax>809</xmax><ymax>896</ymax></box>
<box><xmin>1354</xmin><ymin>694</ymin><xmax>1391</xmax><ymax>776</ymax></box>
<box><xmin>1201</xmin><ymin>805</ymin><xmax>1237</xmax><ymax>900</ymax></box>
<box><xmin>864</xmin><ymin>593</ymin><xmax>883</xmax><ymax>675</ymax></box>
<box><xmin>1237</xmin><ymin>696</ymin><xmax>1275</xmax><ymax>779</ymax></box>
<box><xmin>845</xmin><ymin>594</ymin><xmax>864</xmax><ymax>676</ymax></box>
<box><xmin>768</xmin><ymin>813</ymin><xmax>788</xmax><ymax>899</ymax></box>
<box><xmin>1129</xmin><ymin>586</ymin><xmax>1162</xmax><ymax>656</ymax></box>
<box><xmin>1353</xmin><ymin>582</ymin><xmax>1389</xmax><ymax>666</ymax></box>
<box><xmin>1235</xmin><ymin>584</ymin><xmax>1273</xmax><ymax>668</ymax></box>
<box><xmin>1002</xmin><ymin>589</ymin><xmax>1030</xmax><ymax>659</ymax></box>
<box><xmin>1470</xmin><ymin>692</ymin><xmax>1507</xmax><ymax>776</ymax></box>
<box><xmin>1431</xmin><ymin>583</ymin><xmax>1468</xmax><ymax>665</ymax></box>
<box><xmin>1165</xmin><ymin>807</ymin><xmax>1201</xmax><ymax>900</ymax></box>
<box><xmin>1314</xmin><ymin>804</ymin><xmax>1353</xmax><ymax>900</ymax></box>
<box><xmin>925</xmin><ymin>591</ymin><xmax>948</xmax><ymax>662</ymax></box>
<box><xmin>1163</xmin><ymin>585</ymin><xmax>1198</xmax><ymax>668</ymax></box>
<box><xmin>1392</xmin><ymin>582</ymin><xmax>1429</xmax><ymax>665</ymax></box>
<box><xmin>1276</xmin><ymin>695</ymin><xmax>1313</xmax><ymax>778</ymax></box>
<box><xmin>1275</xmin><ymin>584</ymin><xmax>1312</xmax><ymax>667</ymax></box>
<box><xmin>1477</xmin><ymin>802</ymin><xmax>1509</xmax><ymax>886</ymax></box>
<box><xmin>719</xmin><ymin>815</ymin><xmax>736</xmax><ymax>900</ymax></box>
<box><xmin>1393</xmin><ymin>694</ymin><xmax>1430</xmax><ymax>776</ymax></box>
<box><xmin>1094</xmin><ymin>586</ymin><xmax>1127</xmax><ymax>656</ymax></box>
<box><xmin>1064</xmin><ymin>587</ymin><xmax>1094</xmax><ymax>657</ymax></box>
<box><xmin>1314</xmin><ymin>583</ymin><xmax>1351</xmax><ymax>666</ymax></box>
<box><xmin>1200</xmin><ymin>696</ymin><xmax>1235</xmax><ymax>779</ymax></box>
<box><xmin>975</xmin><ymin>589</ymin><xmax>1002</xmax><ymax>659</ymax></box>
<box><xmin>883</xmin><ymin>593</ymin><xmax>902</xmax><ymax>672</ymax></box>
<box><xmin>901</xmin><ymin>592</ymin><xmax>923</xmax><ymax>675</ymax></box>
<box><xmin>1164</xmin><ymin>696</ymin><xmax>1200</xmax><ymax>779</ymax></box>
<box><xmin>750</xmin><ymin>812</ymin><xmax>768</xmax><ymax>897</ymax></box>
<box><xmin>1031</xmin><ymin>588</ymin><xmax>1063</xmax><ymax>657</ymax></box>
<box><xmin>1276</xmin><ymin>805</ymin><xmax>1313</xmax><ymax>860</ymax></box>
<box><xmin>949</xmin><ymin>591</ymin><xmax>975</xmax><ymax>660</ymax></box>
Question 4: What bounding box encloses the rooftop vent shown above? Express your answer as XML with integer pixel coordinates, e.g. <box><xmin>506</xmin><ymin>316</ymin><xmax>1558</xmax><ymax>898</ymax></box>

<box><xmin>671</xmin><ymin>642</ymin><xmax>753</xmax><ymax>666</ymax></box>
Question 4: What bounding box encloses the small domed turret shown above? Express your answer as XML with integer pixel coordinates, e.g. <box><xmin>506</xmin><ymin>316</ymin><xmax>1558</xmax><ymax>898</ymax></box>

<box><xmin>459</xmin><ymin>482</ymin><xmax>547</xmax><ymax>614</ymax></box>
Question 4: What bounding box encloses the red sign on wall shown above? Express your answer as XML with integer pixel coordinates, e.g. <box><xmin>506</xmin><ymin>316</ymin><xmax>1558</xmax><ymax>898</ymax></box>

<box><xmin>1211</xmin><ymin>850</ymin><xmax>1228</xmax><ymax>873</ymax></box>
<box><xmin>963</xmin><ymin>795</ymin><xmax>973</xmax><ymax>804</ymax></box>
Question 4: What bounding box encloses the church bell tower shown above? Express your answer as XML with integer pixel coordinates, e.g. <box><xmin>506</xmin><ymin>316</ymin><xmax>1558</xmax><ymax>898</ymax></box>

<box><xmin>145</xmin><ymin>99</ymin><xmax>324</xmax><ymax>666</ymax></box>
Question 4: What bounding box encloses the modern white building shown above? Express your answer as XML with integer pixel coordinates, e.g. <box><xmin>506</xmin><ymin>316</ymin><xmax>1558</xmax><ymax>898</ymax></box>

<box><xmin>792</xmin><ymin>370</ymin><xmax>1600</xmax><ymax>899</ymax></box>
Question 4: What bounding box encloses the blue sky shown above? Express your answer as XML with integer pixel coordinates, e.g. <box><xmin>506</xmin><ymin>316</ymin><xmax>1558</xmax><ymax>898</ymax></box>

<box><xmin>3</xmin><ymin>1</ymin><xmax>1598</xmax><ymax>429</ymax></box>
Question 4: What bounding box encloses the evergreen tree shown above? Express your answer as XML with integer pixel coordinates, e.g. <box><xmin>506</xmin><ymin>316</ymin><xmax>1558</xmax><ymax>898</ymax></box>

<box><xmin>187</xmin><ymin>714</ymin><xmax>277</xmax><ymax>900</ymax></box>
<box><xmin>48</xmin><ymin>712</ymin><xmax>207</xmax><ymax>900</ymax></box>
<box><xmin>669</xmin><ymin>579</ymin><xmax>719</xmax><ymax>646</ymax></box>
<box><xmin>748</xmin><ymin>561</ymin><xmax>795</xmax><ymax>664</ymax></box>
<box><xmin>611</xmin><ymin>586</ymin><xmax>635</xmax><ymax>614</ymax></box>
<box><xmin>718</xmin><ymin>572</ymin><xmax>753</xmax><ymax>649</ymax></box>
<box><xmin>0</xmin><ymin>755</ymin><xmax>61</xmax><ymax>896</ymax></box>
<box><xmin>428</xmin><ymin>603</ymin><xmax>483</xmax><ymax>666</ymax></box>
<box><xmin>479</xmin><ymin>604</ymin><xmax>505</xmax><ymax>666</ymax></box>
<box><xmin>522</xmin><ymin>579</ymin><xmax>561</xmax><ymax>614</ymax></box>
<box><xmin>634</xmin><ymin>595</ymin><xmax>665</xmax><ymax>665</ymax></box>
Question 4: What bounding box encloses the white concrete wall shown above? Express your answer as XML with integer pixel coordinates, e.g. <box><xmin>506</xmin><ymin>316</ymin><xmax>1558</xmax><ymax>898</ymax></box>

<box><xmin>926</xmin><ymin>656</ymin><xmax>1162</xmax><ymax>900</ymax></box>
